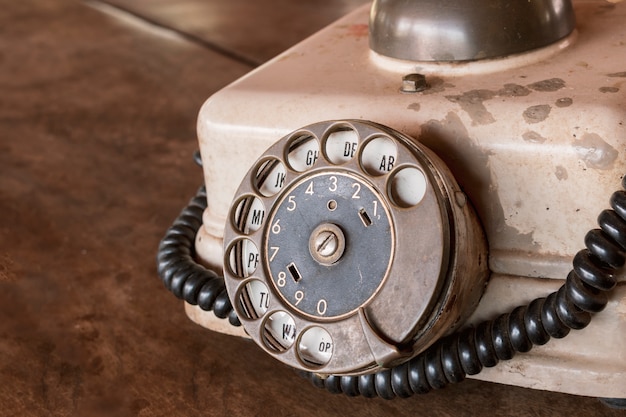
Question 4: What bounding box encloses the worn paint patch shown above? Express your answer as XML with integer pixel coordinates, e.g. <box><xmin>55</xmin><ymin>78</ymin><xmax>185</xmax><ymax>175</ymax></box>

<box><xmin>527</xmin><ymin>78</ymin><xmax>566</xmax><ymax>92</ymax></box>
<box><xmin>497</xmin><ymin>84</ymin><xmax>531</xmax><ymax>97</ymax></box>
<box><xmin>522</xmin><ymin>131</ymin><xmax>547</xmax><ymax>143</ymax></box>
<box><xmin>599</xmin><ymin>86</ymin><xmax>620</xmax><ymax>93</ymax></box>
<box><xmin>444</xmin><ymin>82</ymin><xmax>539</xmax><ymax>126</ymax></box>
<box><xmin>555</xmin><ymin>166</ymin><xmax>568</xmax><ymax>181</ymax></box>
<box><xmin>419</xmin><ymin>112</ymin><xmax>538</xmax><ymax>251</ymax></box>
<box><xmin>445</xmin><ymin>90</ymin><xmax>496</xmax><ymax>125</ymax></box>
<box><xmin>422</xmin><ymin>76</ymin><xmax>455</xmax><ymax>95</ymax></box>
<box><xmin>607</xmin><ymin>71</ymin><xmax>626</xmax><ymax>78</ymax></box>
<box><xmin>573</xmin><ymin>133</ymin><xmax>618</xmax><ymax>170</ymax></box>
<box><xmin>407</xmin><ymin>103</ymin><xmax>421</xmax><ymax>112</ymax></box>
<box><xmin>523</xmin><ymin>105</ymin><xmax>551</xmax><ymax>124</ymax></box>
<box><xmin>555</xmin><ymin>97</ymin><xmax>573</xmax><ymax>108</ymax></box>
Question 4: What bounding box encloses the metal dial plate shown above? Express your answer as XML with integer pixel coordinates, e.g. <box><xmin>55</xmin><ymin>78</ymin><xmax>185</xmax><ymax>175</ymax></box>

<box><xmin>266</xmin><ymin>171</ymin><xmax>393</xmax><ymax>319</ymax></box>
<box><xmin>223</xmin><ymin>120</ymin><xmax>488</xmax><ymax>376</ymax></box>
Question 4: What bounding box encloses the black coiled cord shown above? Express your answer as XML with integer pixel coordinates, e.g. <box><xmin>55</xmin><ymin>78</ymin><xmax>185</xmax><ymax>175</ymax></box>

<box><xmin>157</xmin><ymin>176</ymin><xmax>626</xmax><ymax>399</ymax></box>
<box><xmin>303</xmin><ymin>176</ymin><xmax>626</xmax><ymax>398</ymax></box>
<box><xmin>156</xmin><ymin>186</ymin><xmax>240</xmax><ymax>327</ymax></box>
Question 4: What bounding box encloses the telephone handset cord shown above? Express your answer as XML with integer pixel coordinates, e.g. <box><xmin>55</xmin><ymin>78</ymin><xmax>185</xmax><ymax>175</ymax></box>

<box><xmin>156</xmin><ymin>185</ymin><xmax>241</xmax><ymax>328</ymax></box>
<box><xmin>157</xmin><ymin>173</ymin><xmax>626</xmax><ymax>399</ymax></box>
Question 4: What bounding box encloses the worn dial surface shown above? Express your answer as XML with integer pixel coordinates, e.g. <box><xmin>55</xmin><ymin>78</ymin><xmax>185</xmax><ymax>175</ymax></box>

<box><xmin>222</xmin><ymin>120</ymin><xmax>487</xmax><ymax>375</ymax></box>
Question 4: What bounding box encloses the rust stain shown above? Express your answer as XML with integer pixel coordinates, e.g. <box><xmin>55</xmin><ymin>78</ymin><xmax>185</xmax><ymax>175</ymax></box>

<box><xmin>599</xmin><ymin>86</ymin><xmax>620</xmax><ymax>93</ymax></box>
<box><xmin>347</xmin><ymin>23</ymin><xmax>368</xmax><ymax>38</ymax></box>
<box><xmin>607</xmin><ymin>71</ymin><xmax>626</xmax><ymax>78</ymax></box>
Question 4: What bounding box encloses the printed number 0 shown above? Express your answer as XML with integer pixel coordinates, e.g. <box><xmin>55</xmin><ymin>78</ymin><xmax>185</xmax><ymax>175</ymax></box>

<box><xmin>317</xmin><ymin>299</ymin><xmax>327</xmax><ymax>315</ymax></box>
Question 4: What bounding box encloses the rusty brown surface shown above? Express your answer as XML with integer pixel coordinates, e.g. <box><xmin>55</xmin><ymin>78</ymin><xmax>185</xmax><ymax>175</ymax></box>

<box><xmin>0</xmin><ymin>1</ymin><xmax>623</xmax><ymax>416</ymax></box>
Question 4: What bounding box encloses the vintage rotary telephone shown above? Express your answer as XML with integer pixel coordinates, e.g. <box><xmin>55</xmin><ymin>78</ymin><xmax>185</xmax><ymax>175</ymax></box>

<box><xmin>157</xmin><ymin>0</ymin><xmax>626</xmax><ymax>403</ymax></box>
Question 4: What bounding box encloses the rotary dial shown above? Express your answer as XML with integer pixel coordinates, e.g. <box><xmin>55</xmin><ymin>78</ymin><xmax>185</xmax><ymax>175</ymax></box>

<box><xmin>222</xmin><ymin>120</ymin><xmax>488</xmax><ymax>375</ymax></box>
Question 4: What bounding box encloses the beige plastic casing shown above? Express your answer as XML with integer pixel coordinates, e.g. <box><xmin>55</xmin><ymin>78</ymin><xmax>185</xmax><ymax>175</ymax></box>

<box><xmin>191</xmin><ymin>0</ymin><xmax>626</xmax><ymax>398</ymax></box>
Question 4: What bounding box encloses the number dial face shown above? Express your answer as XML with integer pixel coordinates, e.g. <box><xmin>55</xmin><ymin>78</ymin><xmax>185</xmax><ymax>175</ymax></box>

<box><xmin>222</xmin><ymin>120</ymin><xmax>438</xmax><ymax>375</ymax></box>
<box><xmin>222</xmin><ymin>120</ymin><xmax>487</xmax><ymax>376</ymax></box>
<box><xmin>266</xmin><ymin>172</ymin><xmax>392</xmax><ymax>319</ymax></box>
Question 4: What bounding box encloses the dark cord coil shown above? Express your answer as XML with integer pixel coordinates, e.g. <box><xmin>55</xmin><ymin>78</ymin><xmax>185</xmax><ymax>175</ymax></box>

<box><xmin>157</xmin><ymin>177</ymin><xmax>626</xmax><ymax>398</ymax></box>
<box><xmin>302</xmin><ymin>176</ymin><xmax>626</xmax><ymax>398</ymax></box>
<box><xmin>156</xmin><ymin>186</ymin><xmax>240</xmax><ymax>327</ymax></box>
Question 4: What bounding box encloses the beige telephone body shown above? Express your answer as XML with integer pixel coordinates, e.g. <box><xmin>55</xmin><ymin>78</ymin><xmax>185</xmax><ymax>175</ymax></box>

<box><xmin>159</xmin><ymin>0</ymin><xmax>626</xmax><ymax>402</ymax></box>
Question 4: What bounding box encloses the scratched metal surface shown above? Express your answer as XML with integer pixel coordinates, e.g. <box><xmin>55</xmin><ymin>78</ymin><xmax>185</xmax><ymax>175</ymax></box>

<box><xmin>0</xmin><ymin>0</ymin><xmax>623</xmax><ymax>416</ymax></box>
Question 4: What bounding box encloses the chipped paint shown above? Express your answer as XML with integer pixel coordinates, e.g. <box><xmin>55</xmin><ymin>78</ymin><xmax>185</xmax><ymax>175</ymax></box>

<box><xmin>421</xmin><ymin>76</ymin><xmax>455</xmax><ymax>95</ymax></box>
<box><xmin>573</xmin><ymin>133</ymin><xmax>618</xmax><ymax>170</ymax></box>
<box><xmin>555</xmin><ymin>166</ymin><xmax>568</xmax><ymax>180</ymax></box>
<box><xmin>407</xmin><ymin>103</ymin><xmax>421</xmax><ymax>112</ymax></box>
<box><xmin>527</xmin><ymin>78</ymin><xmax>566</xmax><ymax>92</ymax></box>
<box><xmin>445</xmin><ymin>82</ymin><xmax>555</xmax><ymax>126</ymax></box>
<box><xmin>555</xmin><ymin>97</ymin><xmax>573</xmax><ymax>107</ymax></box>
<box><xmin>522</xmin><ymin>131</ymin><xmax>547</xmax><ymax>143</ymax></box>
<box><xmin>523</xmin><ymin>104</ymin><xmax>552</xmax><ymax>124</ymax></box>
<box><xmin>419</xmin><ymin>112</ymin><xmax>537</xmax><ymax>252</ymax></box>
<box><xmin>498</xmin><ymin>84</ymin><xmax>532</xmax><ymax>97</ymax></box>
<box><xmin>445</xmin><ymin>90</ymin><xmax>496</xmax><ymax>125</ymax></box>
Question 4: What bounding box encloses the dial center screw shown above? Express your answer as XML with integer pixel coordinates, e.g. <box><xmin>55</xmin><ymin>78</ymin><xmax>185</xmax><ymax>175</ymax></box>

<box><xmin>315</xmin><ymin>231</ymin><xmax>338</xmax><ymax>257</ymax></box>
<box><xmin>309</xmin><ymin>223</ymin><xmax>345</xmax><ymax>265</ymax></box>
